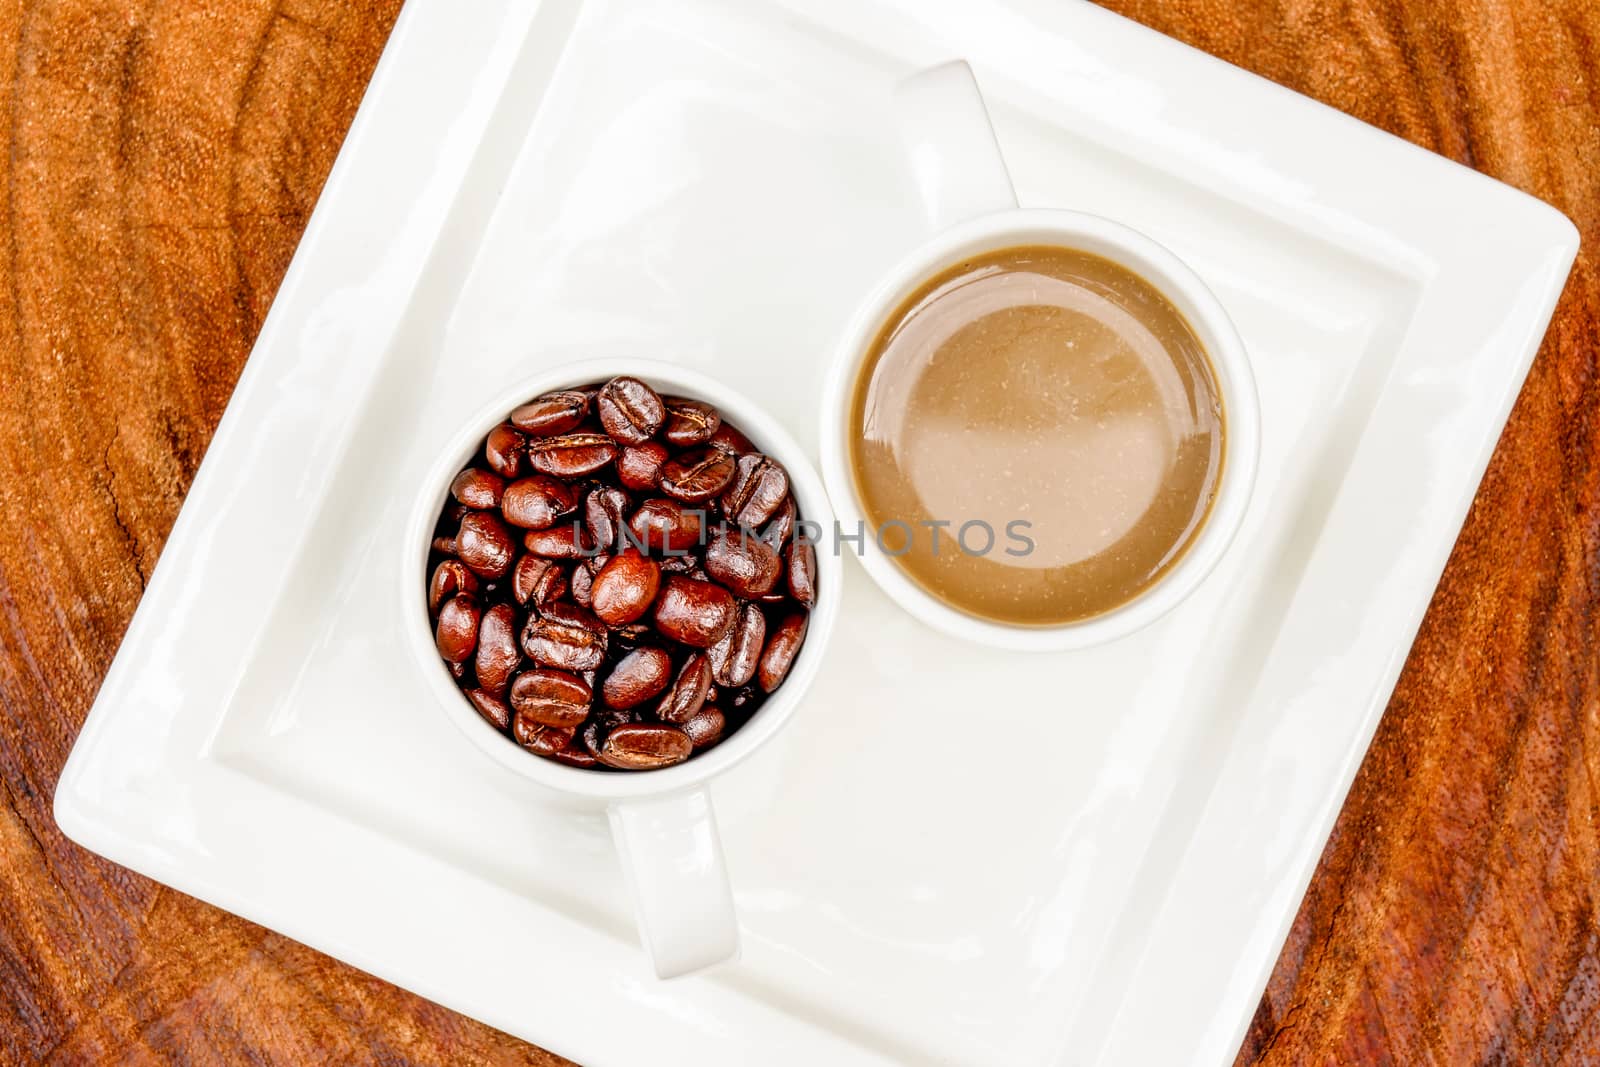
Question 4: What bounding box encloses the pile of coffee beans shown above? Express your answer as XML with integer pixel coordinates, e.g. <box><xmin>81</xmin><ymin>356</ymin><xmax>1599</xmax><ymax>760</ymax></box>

<box><xmin>427</xmin><ymin>376</ymin><xmax>817</xmax><ymax>771</ymax></box>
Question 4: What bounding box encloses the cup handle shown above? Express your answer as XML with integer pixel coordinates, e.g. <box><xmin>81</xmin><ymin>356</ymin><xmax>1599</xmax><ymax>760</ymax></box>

<box><xmin>894</xmin><ymin>60</ymin><xmax>1019</xmax><ymax>231</ymax></box>
<box><xmin>608</xmin><ymin>786</ymin><xmax>738</xmax><ymax>978</ymax></box>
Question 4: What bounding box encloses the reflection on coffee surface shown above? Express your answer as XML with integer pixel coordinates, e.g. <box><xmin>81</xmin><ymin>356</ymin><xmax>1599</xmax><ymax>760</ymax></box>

<box><xmin>848</xmin><ymin>244</ymin><xmax>1225</xmax><ymax>625</ymax></box>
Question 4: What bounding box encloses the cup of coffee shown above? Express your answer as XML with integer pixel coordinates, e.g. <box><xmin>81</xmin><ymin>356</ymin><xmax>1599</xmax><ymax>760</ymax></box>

<box><xmin>820</xmin><ymin>62</ymin><xmax>1260</xmax><ymax>651</ymax></box>
<box><xmin>405</xmin><ymin>359</ymin><xmax>839</xmax><ymax>978</ymax></box>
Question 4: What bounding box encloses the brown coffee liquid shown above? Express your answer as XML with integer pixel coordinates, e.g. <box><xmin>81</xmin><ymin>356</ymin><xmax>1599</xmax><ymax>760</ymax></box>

<box><xmin>848</xmin><ymin>244</ymin><xmax>1225</xmax><ymax>626</ymax></box>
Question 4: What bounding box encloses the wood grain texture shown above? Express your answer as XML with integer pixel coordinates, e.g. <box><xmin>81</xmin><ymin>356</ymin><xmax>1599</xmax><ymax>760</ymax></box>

<box><xmin>0</xmin><ymin>1</ymin><xmax>1593</xmax><ymax>1064</ymax></box>
<box><xmin>0</xmin><ymin>1</ymin><xmax>565</xmax><ymax>1064</ymax></box>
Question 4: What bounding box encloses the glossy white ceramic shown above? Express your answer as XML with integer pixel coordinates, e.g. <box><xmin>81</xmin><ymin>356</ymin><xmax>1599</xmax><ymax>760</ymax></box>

<box><xmin>54</xmin><ymin>0</ymin><xmax>1577</xmax><ymax>1065</ymax></box>
<box><xmin>820</xmin><ymin>61</ymin><xmax>1260</xmax><ymax>651</ymax></box>
<box><xmin>404</xmin><ymin>358</ymin><xmax>840</xmax><ymax>978</ymax></box>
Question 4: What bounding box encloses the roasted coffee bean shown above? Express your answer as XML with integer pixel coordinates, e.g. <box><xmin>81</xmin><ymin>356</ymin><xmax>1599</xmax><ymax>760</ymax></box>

<box><xmin>654</xmin><ymin>576</ymin><xmax>736</xmax><ymax>648</ymax></box>
<box><xmin>435</xmin><ymin>594</ymin><xmax>481</xmax><ymax>663</ymax></box>
<box><xmin>707</xmin><ymin>421</ymin><xmax>755</xmax><ymax>456</ymax></box>
<box><xmin>602</xmin><ymin>647</ymin><xmax>673</xmax><ymax>709</ymax></box>
<box><xmin>597</xmin><ymin>376</ymin><xmax>665</xmax><ymax>445</ymax></box>
<box><xmin>430</xmin><ymin>375</ymin><xmax>812</xmax><ymax>773</ymax></box>
<box><xmin>523</xmin><ymin>522</ymin><xmax>594</xmax><ymax>559</ymax></box>
<box><xmin>584</xmin><ymin>486</ymin><xmax>630</xmax><ymax>550</ymax></box>
<box><xmin>759</xmin><ymin>612</ymin><xmax>808</xmax><ymax>692</ymax></box>
<box><xmin>662</xmin><ymin>397</ymin><xmax>721</xmax><ymax>447</ymax></box>
<box><xmin>617</xmin><ymin>442</ymin><xmax>669</xmax><ymax>491</ymax></box>
<box><xmin>511</xmin><ymin>390</ymin><xmax>590</xmax><ymax>435</ymax></box>
<box><xmin>475</xmin><ymin>604</ymin><xmax>521</xmax><ymax>694</ymax></box>
<box><xmin>596</xmin><ymin>723</ymin><xmax>692</xmax><ymax>770</ymax></box>
<box><xmin>511</xmin><ymin>555</ymin><xmax>566</xmax><ymax>606</ymax></box>
<box><xmin>451</xmin><ymin>468</ymin><xmax>505</xmax><ymax>510</ymax></box>
<box><xmin>659</xmin><ymin>447</ymin><xmax>737</xmax><ymax>503</ymax></box>
<box><xmin>659</xmin><ymin>554</ymin><xmax>697</xmax><ymax>574</ymax></box>
<box><xmin>502</xmin><ymin>475</ymin><xmax>579</xmax><ymax>529</ymax></box>
<box><xmin>704</xmin><ymin>527</ymin><xmax>781</xmax><ymax>598</ymax></box>
<box><xmin>465</xmin><ymin>687</ymin><xmax>512</xmax><ymax>731</ymax></box>
<box><xmin>521</xmin><ymin>601</ymin><xmax>608</xmax><ymax>672</ymax></box>
<box><xmin>609</xmin><ymin>622</ymin><xmax>652</xmax><ymax>645</ymax></box>
<box><xmin>760</xmin><ymin>494</ymin><xmax>796</xmax><ymax>549</ymax></box>
<box><xmin>528</xmin><ymin>433</ymin><xmax>618</xmax><ymax>478</ymax></box>
<box><xmin>454</xmin><ymin>512</ymin><xmax>516</xmax><ymax>578</ymax></box>
<box><xmin>723</xmin><ymin>454</ymin><xmax>789</xmax><ymax>527</ymax></box>
<box><xmin>514</xmin><ymin>716</ymin><xmax>575</xmax><ymax>756</ymax></box>
<box><xmin>682</xmin><ymin>706</ymin><xmax>725</xmax><ymax>748</ymax></box>
<box><xmin>656</xmin><ymin>652</ymin><xmax>711</xmax><ymax>724</ymax></box>
<box><xmin>581</xmin><ymin>706</ymin><xmax>638</xmax><ymax>755</ymax></box>
<box><xmin>509</xmin><ymin>668</ymin><xmax>593</xmax><ymax>728</ymax></box>
<box><xmin>627</xmin><ymin>498</ymin><xmax>705</xmax><ymax>554</ymax></box>
<box><xmin>579</xmin><ymin>718</ymin><xmax>603</xmax><ymax>756</ymax></box>
<box><xmin>484</xmin><ymin>424</ymin><xmax>526</xmax><ymax>478</ymax></box>
<box><xmin>590</xmin><ymin>550</ymin><xmax>661</xmax><ymax>626</ymax></box>
<box><xmin>429</xmin><ymin>559</ymin><xmax>479</xmax><ymax>614</ymax></box>
<box><xmin>550</xmin><ymin>735</ymin><xmax>599</xmax><ymax>768</ymax></box>
<box><xmin>569</xmin><ymin>561</ymin><xmax>596</xmax><ymax>608</ymax></box>
<box><xmin>708</xmin><ymin>603</ymin><xmax>765</xmax><ymax>688</ymax></box>
<box><xmin>786</xmin><ymin>539</ymin><xmax>817</xmax><ymax>607</ymax></box>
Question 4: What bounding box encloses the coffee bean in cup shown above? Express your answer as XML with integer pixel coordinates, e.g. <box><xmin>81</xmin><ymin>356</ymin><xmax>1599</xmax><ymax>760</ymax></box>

<box><xmin>427</xmin><ymin>376</ymin><xmax>814</xmax><ymax>771</ymax></box>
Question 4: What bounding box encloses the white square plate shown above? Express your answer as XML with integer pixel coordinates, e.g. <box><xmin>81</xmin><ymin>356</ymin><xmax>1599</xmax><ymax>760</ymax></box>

<box><xmin>56</xmin><ymin>0</ymin><xmax>1577</xmax><ymax>1064</ymax></box>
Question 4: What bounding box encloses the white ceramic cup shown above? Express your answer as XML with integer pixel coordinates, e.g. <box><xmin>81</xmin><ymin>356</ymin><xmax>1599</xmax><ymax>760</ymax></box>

<box><xmin>820</xmin><ymin>62</ymin><xmax>1260</xmax><ymax>651</ymax></box>
<box><xmin>405</xmin><ymin>358</ymin><xmax>839</xmax><ymax>979</ymax></box>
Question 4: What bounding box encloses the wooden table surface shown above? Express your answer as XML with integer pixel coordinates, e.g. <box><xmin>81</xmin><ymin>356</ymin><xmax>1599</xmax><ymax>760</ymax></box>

<box><xmin>2</xmin><ymin>1</ymin><xmax>1595</xmax><ymax>1063</ymax></box>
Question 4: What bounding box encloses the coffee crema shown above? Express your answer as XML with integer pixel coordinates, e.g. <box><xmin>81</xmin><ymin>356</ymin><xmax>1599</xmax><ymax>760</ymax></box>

<box><xmin>848</xmin><ymin>244</ymin><xmax>1225</xmax><ymax>626</ymax></box>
